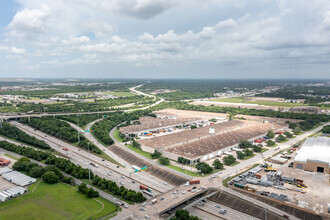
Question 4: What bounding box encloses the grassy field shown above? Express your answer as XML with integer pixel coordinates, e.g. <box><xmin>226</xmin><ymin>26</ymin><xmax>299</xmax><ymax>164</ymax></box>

<box><xmin>166</xmin><ymin>164</ymin><xmax>224</xmax><ymax>177</ymax></box>
<box><xmin>4</xmin><ymin>153</ymin><xmax>19</xmax><ymax>160</ymax></box>
<box><xmin>113</xmin><ymin>129</ymin><xmax>125</xmax><ymax>142</ymax></box>
<box><xmin>0</xmin><ymin>181</ymin><xmax>118</xmax><ymax>220</ymax></box>
<box><xmin>105</xmin><ymin>92</ymin><xmax>135</xmax><ymax>97</ymax></box>
<box><xmin>125</xmin><ymin>145</ymin><xmax>153</xmax><ymax>159</ymax></box>
<box><xmin>213</xmin><ymin>97</ymin><xmax>306</xmax><ymax>107</ymax></box>
<box><xmin>241</xmin><ymin>154</ymin><xmax>255</xmax><ymax>160</ymax></box>
<box><xmin>227</xmin><ymin>161</ymin><xmax>240</xmax><ymax>167</ymax></box>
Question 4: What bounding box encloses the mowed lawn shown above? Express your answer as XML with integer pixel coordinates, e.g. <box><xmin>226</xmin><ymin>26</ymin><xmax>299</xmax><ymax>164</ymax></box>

<box><xmin>0</xmin><ymin>181</ymin><xmax>117</xmax><ymax>220</ymax></box>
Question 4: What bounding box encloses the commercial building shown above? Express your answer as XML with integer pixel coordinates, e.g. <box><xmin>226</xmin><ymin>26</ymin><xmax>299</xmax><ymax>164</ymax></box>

<box><xmin>2</xmin><ymin>171</ymin><xmax>36</xmax><ymax>186</ymax></box>
<box><xmin>293</xmin><ymin>137</ymin><xmax>330</xmax><ymax>174</ymax></box>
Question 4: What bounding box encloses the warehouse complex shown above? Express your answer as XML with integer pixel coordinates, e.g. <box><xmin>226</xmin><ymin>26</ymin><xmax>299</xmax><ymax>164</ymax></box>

<box><xmin>293</xmin><ymin>137</ymin><xmax>330</xmax><ymax>174</ymax></box>
<box><xmin>123</xmin><ymin>109</ymin><xmax>298</xmax><ymax>163</ymax></box>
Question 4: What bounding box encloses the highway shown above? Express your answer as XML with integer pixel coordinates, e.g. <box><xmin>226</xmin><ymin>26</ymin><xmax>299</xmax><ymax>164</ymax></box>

<box><xmin>0</xmin><ymin>138</ymin><xmax>125</xmax><ymax>204</ymax></box>
<box><xmin>9</xmin><ymin>121</ymin><xmax>172</xmax><ymax>195</ymax></box>
<box><xmin>66</xmin><ymin>119</ymin><xmax>174</xmax><ymax>194</ymax></box>
<box><xmin>191</xmin><ymin>199</ymin><xmax>261</xmax><ymax>220</ymax></box>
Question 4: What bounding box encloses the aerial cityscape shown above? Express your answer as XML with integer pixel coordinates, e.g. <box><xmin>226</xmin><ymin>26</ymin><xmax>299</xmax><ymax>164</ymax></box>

<box><xmin>0</xmin><ymin>1</ymin><xmax>329</xmax><ymax>220</ymax></box>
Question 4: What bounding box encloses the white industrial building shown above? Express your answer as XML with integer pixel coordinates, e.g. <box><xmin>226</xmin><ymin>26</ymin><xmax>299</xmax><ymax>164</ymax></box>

<box><xmin>293</xmin><ymin>137</ymin><xmax>330</xmax><ymax>174</ymax></box>
<box><xmin>2</xmin><ymin>171</ymin><xmax>36</xmax><ymax>186</ymax></box>
<box><xmin>0</xmin><ymin>186</ymin><xmax>27</xmax><ymax>203</ymax></box>
<box><xmin>0</xmin><ymin>167</ymin><xmax>12</xmax><ymax>176</ymax></box>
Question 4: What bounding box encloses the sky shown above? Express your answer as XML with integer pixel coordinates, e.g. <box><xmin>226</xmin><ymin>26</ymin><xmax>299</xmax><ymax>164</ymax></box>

<box><xmin>0</xmin><ymin>0</ymin><xmax>330</xmax><ymax>79</ymax></box>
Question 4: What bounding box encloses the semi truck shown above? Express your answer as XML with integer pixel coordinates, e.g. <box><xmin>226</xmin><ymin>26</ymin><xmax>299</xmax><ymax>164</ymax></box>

<box><xmin>139</xmin><ymin>185</ymin><xmax>152</xmax><ymax>192</ymax></box>
<box><xmin>142</xmin><ymin>190</ymin><xmax>156</xmax><ymax>198</ymax></box>
<box><xmin>189</xmin><ymin>180</ymin><xmax>200</xmax><ymax>185</ymax></box>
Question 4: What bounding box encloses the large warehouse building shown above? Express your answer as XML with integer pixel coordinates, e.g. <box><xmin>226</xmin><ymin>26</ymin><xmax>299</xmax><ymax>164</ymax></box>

<box><xmin>293</xmin><ymin>137</ymin><xmax>330</xmax><ymax>174</ymax></box>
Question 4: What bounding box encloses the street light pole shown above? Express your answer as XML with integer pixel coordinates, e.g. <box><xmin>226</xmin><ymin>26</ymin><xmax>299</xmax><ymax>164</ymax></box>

<box><xmin>88</xmin><ymin>142</ymin><xmax>91</xmax><ymax>181</ymax></box>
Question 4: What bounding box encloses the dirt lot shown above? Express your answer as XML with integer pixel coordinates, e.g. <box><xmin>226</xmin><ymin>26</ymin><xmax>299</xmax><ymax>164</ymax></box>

<box><xmin>247</xmin><ymin>162</ymin><xmax>330</xmax><ymax>214</ymax></box>
<box><xmin>153</xmin><ymin>109</ymin><xmax>228</xmax><ymax>119</ymax></box>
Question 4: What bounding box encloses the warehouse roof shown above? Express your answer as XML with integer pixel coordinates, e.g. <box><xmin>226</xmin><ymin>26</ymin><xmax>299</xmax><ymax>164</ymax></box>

<box><xmin>294</xmin><ymin>137</ymin><xmax>330</xmax><ymax>165</ymax></box>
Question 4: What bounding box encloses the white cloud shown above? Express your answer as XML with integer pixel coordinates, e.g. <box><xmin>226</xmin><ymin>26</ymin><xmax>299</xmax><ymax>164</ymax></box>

<box><xmin>113</xmin><ymin>0</ymin><xmax>177</xmax><ymax>19</ymax></box>
<box><xmin>7</xmin><ymin>4</ymin><xmax>51</xmax><ymax>37</ymax></box>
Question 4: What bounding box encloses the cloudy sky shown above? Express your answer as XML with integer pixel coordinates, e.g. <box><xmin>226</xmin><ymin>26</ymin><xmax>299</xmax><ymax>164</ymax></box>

<box><xmin>0</xmin><ymin>0</ymin><xmax>330</xmax><ymax>79</ymax></box>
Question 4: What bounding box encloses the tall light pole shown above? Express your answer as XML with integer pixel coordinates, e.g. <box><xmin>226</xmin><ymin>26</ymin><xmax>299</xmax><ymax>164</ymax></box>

<box><xmin>88</xmin><ymin>142</ymin><xmax>91</xmax><ymax>181</ymax></box>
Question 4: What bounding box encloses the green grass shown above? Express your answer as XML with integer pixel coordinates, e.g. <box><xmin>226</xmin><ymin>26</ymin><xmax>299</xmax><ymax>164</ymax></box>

<box><xmin>113</xmin><ymin>129</ymin><xmax>125</xmax><ymax>142</ymax></box>
<box><xmin>261</xmin><ymin>148</ymin><xmax>269</xmax><ymax>153</ymax></box>
<box><xmin>0</xmin><ymin>181</ymin><xmax>118</xmax><ymax>220</ymax></box>
<box><xmin>213</xmin><ymin>97</ymin><xmax>306</xmax><ymax>107</ymax></box>
<box><xmin>222</xmin><ymin>163</ymin><xmax>260</xmax><ymax>187</ymax></box>
<box><xmin>125</xmin><ymin>145</ymin><xmax>153</xmax><ymax>159</ymax></box>
<box><xmin>227</xmin><ymin>161</ymin><xmax>240</xmax><ymax>166</ymax></box>
<box><xmin>241</xmin><ymin>154</ymin><xmax>255</xmax><ymax>160</ymax></box>
<box><xmin>166</xmin><ymin>164</ymin><xmax>224</xmax><ymax>177</ymax></box>
<box><xmin>4</xmin><ymin>153</ymin><xmax>19</xmax><ymax>160</ymax></box>
<box><xmin>105</xmin><ymin>92</ymin><xmax>135</xmax><ymax>97</ymax></box>
<box><xmin>308</xmin><ymin>130</ymin><xmax>322</xmax><ymax>138</ymax></box>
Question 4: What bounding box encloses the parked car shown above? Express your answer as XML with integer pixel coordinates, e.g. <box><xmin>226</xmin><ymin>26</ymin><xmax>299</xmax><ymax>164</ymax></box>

<box><xmin>288</xmin><ymin>162</ymin><xmax>293</xmax><ymax>167</ymax></box>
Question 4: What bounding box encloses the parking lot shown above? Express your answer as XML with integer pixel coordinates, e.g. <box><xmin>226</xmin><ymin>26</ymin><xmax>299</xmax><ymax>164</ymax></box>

<box><xmin>0</xmin><ymin>178</ymin><xmax>16</xmax><ymax>192</ymax></box>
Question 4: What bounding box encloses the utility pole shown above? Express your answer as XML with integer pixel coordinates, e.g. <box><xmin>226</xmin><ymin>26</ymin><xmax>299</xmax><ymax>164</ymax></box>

<box><xmin>88</xmin><ymin>142</ymin><xmax>91</xmax><ymax>181</ymax></box>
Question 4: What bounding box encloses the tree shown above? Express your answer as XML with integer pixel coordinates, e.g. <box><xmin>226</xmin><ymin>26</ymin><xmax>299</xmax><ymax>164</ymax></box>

<box><xmin>212</xmin><ymin>159</ymin><xmax>223</xmax><ymax>170</ymax></box>
<box><xmin>266</xmin><ymin>130</ymin><xmax>275</xmax><ymax>139</ymax></box>
<box><xmin>288</xmin><ymin>122</ymin><xmax>297</xmax><ymax>129</ymax></box>
<box><xmin>276</xmin><ymin>134</ymin><xmax>287</xmax><ymax>142</ymax></box>
<box><xmin>196</xmin><ymin>162</ymin><xmax>213</xmax><ymax>174</ymax></box>
<box><xmin>151</xmin><ymin>150</ymin><xmax>161</xmax><ymax>159</ymax></box>
<box><xmin>243</xmin><ymin>149</ymin><xmax>253</xmax><ymax>157</ymax></box>
<box><xmin>132</xmin><ymin>139</ymin><xmax>141</xmax><ymax>148</ymax></box>
<box><xmin>42</xmin><ymin>171</ymin><xmax>59</xmax><ymax>184</ymax></box>
<box><xmin>266</xmin><ymin>140</ymin><xmax>275</xmax><ymax>146</ymax></box>
<box><xmin>236</xmin><ymin>151</ymin><xmax>245</xmax><ymax>159</ymax></box>
<box><xmin>171</xmin><ymin>209</ymin><xmax>202</xmax><ymax>220</ymax></box>
<box><xmin>87</xmin><ymin>188</ymin><xmax>99</xmax><ymax>198</ymax></box>
<box><xmin>29</xmin><ymin>166</ymin><xmax>45</xmax><ymax>178</ymax></box>
<box><xmin>238</xmin><ymin>140</ymin><xmax>252</xmax><ymax>148</ymax></box>
<box><xmin>78</xmin><ymin>183</ymin><xmax>88</xmax><ymax>194</ymax></box>
<box><xmin>18</xmin><ymin>157</ymin><xmax>30</xmax><ymax>163</ymax></box>
<box><xmin>223</xmin><ymin>155</ymin><xmax>236</xmax><ymax>166</ymax></box>
<box><xmin>158</xmin><ymin>157</ymin><xmax>170</xmax><ymax>165</ymax></box>
<box><xmin>252</xmin><ymin>145</ymin><xmax>262</xmax><ymax>152</ymax></box>
<box><xmin>293</xmin><ymin>127</ymin><xmax>302</xmax><ymax>135</ymax></box>
<box><xmin>321</xmin><ymin>125</ymin><xmax>330</xmax><ymax>133</ymax></box>
<box><xmin>284</xmin><ymin>131</ymin><xmax>293</xmax><ymax>138</ymax></box>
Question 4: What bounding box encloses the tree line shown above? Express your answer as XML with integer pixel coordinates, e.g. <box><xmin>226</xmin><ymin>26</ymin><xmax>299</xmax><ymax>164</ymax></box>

<box><xmin>0</xmin><ymin>121</ymin><xmax>50</xmax><ymax>150</ymax></box>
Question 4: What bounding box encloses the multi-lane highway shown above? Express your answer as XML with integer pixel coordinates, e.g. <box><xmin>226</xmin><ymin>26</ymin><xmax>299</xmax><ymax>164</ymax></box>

<box><xmin>65</xmin><ymin>119</ymin><xmax>174</xmax><ymax>193</ymax></box>
<box><xmin>9</xmin><ymin>121</ymin><xmax>173</xmax><ymax>195</ymax></box>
